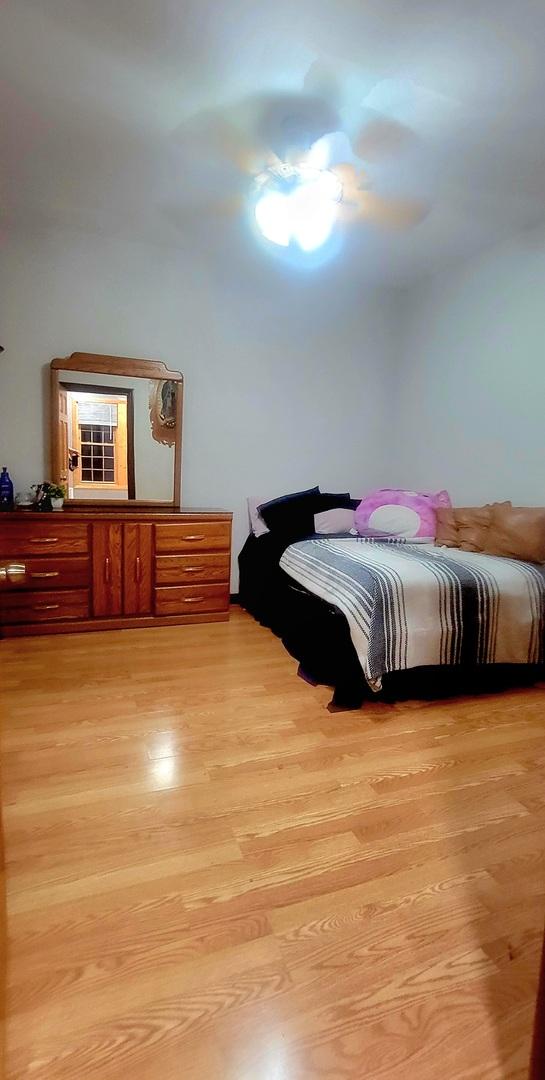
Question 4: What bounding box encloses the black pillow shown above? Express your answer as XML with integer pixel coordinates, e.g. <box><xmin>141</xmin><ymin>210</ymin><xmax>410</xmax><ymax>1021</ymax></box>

<box><xmin>258</xmin><ymin>486</ymin><xmax>320</xmax><ymax>541</ymax></box>
<box><xmin>318</xmin><ymin>492</ymin><xmax>353</xmax><ymax>511</ymax></box>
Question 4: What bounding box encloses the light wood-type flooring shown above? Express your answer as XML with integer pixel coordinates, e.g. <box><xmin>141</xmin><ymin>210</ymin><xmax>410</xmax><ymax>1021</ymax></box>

<box><xmin>1</xmin><ymin>606</ymin><xmax>545</xmax><ymax>1079</ymax></box>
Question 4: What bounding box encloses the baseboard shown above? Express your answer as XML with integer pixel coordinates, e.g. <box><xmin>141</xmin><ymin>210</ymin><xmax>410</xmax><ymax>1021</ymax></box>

<box><xmin>230</xmin><ymin>593</ymin><xmax>240</xmax><ymax>604</ymax></box>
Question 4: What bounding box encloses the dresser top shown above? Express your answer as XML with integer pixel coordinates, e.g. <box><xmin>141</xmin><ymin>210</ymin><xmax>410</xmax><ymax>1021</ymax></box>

<box><xmin>0</xmin><ymin>507</ymin><xmax>232</xmax><ymax>523</ymax></box>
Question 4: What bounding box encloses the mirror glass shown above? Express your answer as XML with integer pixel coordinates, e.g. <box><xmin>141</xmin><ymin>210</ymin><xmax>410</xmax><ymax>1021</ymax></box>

<box><xmin>56</xmin><ymin>370</ymin><xmax>179</xmax><ymax>502</ymax></box>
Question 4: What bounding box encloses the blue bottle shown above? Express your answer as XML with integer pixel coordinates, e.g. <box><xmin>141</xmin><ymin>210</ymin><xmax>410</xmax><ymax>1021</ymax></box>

<box><xmin>0</xmin><ymin>467</ymin><xmax>14</xmax><ymax>510</ymax></box>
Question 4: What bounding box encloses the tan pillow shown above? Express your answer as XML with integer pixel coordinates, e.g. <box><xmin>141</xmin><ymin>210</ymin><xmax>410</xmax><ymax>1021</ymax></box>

<box><xmin>455</xmin><ymin>506</ymin><xmax>492</xmax><ymax>551</ymax></box>
<box><xmin>435</xmin><ymin>507</ymin><xmax>458</xmax><ymax>547</ymax></box>
<box><xmin>485</xmin><ymin>504</ymin><xmax>545</xmax><ymax>564</ymax></box>
<box><xmin>434</xmin><ymin>503</ymin><xmax>511</xmax><ymax>552</ymax></box>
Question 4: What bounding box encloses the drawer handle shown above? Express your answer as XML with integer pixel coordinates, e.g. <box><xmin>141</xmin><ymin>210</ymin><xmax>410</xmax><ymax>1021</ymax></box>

<box><xmin>184</xmin><ymin>596</ymin><xmax>204</xmax><ymax>603</ymax></box>
<box><xmin>0</xmin><ymin>563</ymin><xmax>26</xmax><ymax>583</ymax></box>
<box><xmin>183</xmin><ymin>566</ymin><xmax>201</xmax><ymax>573</ymax></box>
<box><xmin>30</xmin><ymin>571</ymin><xmax>59</xmax><ymax>579</ymax></box>
<box><xmin>33</xmin><ymin>603</ymin><xmax>60</xmax><ymax>611</ymax></box>
<box><xmin>182</xmin><ymin>534</ymin><xmax>206</xmax><ymax>542</ymax></box>
<box><xmin>30</xmin><ymin>537</ymin><xmax>59</xmax><ymax>544</ymax></box>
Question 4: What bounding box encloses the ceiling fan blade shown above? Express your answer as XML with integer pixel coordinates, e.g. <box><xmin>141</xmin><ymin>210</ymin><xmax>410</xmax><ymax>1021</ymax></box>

<box><xmin>250</xmin><ymin>92</ymin><xmax>340</xmax><ymax>161</ymax></box>
<box><xmin>351</xmin><ymin>117</ymin><xmax>415</xmax><ymax>161</ymax></box>
<box><xmin>339</xmin><ymin>191</ymin><xmax>428</xmax><ymax>229</ymax></box>
<box><xmin>330</xmin><ymin>162</ymin><xmax>367</xmax><ymax>201</ymax></box>
<box><xmin>303</xmin><ymin>60</ymin><xmax>342</xmax><ymax>110</ymax></box>
<box><xmin>172</xmin><ymin>109</ymin><xmax>276</xmax><ymax>176</ymax></box>
<box><xmin>162</xmin><ymin>195</ymin><xmax>244</xmax><ymax>231</ymax></box>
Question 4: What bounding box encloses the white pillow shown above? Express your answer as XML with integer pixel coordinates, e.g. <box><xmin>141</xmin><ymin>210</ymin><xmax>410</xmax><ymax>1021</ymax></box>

<box><xmin>247</xmin><ymin>496</ymin><xmax>270</xmax><ymax>537</ymax></box>
<box><xmin>314</xmin><ymin>508</ymin><xmax>356</xmax><ymax>535</ymax></box>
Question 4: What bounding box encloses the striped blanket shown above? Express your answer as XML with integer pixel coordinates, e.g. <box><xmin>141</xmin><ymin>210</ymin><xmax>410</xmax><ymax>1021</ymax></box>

<box><xmin>280</xmin><ymin>538</ymin><xmax>545</xmax><ymax>691</ymax></box>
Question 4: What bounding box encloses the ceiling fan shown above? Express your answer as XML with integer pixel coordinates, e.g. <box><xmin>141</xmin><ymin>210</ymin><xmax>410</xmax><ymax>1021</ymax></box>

<box><xmin>167</xmin><ymin>62</ymin><xmax>428</xmax><ymax>252</ymax></box>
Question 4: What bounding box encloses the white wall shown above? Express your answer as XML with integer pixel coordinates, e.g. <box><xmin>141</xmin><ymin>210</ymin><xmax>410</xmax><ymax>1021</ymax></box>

<box><xmin>0</xmin><ymin>226</ymin><xmax>397</xmax><ymax>584</ymax></box>
<box><xmin>391</xmin><ymin>230</ymin><xmax>545</xmax><ymax>505</ymax></box>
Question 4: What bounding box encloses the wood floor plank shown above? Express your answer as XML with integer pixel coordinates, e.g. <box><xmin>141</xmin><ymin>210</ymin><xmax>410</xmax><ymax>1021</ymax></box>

<box><xmin>1</xmin><ymin>607</ymin><xmax>544</xmax><ymax>1079</ymax></box>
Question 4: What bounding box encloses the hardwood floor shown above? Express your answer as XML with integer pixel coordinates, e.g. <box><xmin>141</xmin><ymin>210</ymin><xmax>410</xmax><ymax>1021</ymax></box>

<box><xmin>1</xmin><ymin>606</ymin><xmax>545</xmax><ymax>1079</ymax></box>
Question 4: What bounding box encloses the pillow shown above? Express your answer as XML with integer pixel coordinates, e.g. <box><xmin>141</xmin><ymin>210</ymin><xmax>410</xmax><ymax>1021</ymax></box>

<box><xmin>314</xmin><ymin>508</ymin><xmax>356</xmax><ymax>535</ymax></box>
<box><xmin>485</xmin><ymin>504</ymin><xmax>545</xmax><ymax>564</ymax></box>
<box><xmin>456</xmin><ymin>505</ymin><xmax>494</xmax><ymax>552</ymax></box>
<box><xmin>435</xmin><ymin>502</ymin><xmax>510</xmax><ymax>552</ymax></box>
<box><xmin>247</xmin><ymin>496</ymin><xmax>270</xmax><ymax>537</ymax></box>
<box><xmin>435</xmin><ymin>507</ymin><xmax>459</xmax><ymax>547</ymax></box>
<box><xmin>319</xmin><ymin>491</ymin><xmax>352</xmax><ymax>506</ymax></box>
<box><xmin>258</xmin><ymin>486</ymin><xmax>320</xmax><ymax>541</ymax></box>
<box><xmin>355</xmin><ymin>488</ymin><xmax>451</xmax><ymax>540</ymax></box>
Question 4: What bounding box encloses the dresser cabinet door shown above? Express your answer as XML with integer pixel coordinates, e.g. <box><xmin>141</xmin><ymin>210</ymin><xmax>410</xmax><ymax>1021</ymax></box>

<box><xmin>92</xmin><ymin>523</ymin><xmax>123</xmax><ymax>616</ymax></box>
<box><xmin>123</xmin><ymin>523</ymin><xmax>153</xmax><ymax>615</ymax></box>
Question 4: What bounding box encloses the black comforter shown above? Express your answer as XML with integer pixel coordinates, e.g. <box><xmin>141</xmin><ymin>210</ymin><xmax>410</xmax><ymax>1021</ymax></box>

<box><xmin>238</xmin><ymin>532</ymin><xmax>368</xmax><ymax>705</ymax></box>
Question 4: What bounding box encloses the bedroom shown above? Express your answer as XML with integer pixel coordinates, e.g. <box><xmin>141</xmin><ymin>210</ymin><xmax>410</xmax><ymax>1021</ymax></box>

<box><xmin>1</xmin><ymin>1</ymin><xmax>545</xmax><ymax>1077</ymax></box>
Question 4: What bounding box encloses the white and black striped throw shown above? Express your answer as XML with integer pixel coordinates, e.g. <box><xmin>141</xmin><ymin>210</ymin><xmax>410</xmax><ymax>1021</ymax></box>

<box><xmin>280</xmin><ymin>538</ymin><xmax>545</xmax><ymax>691</ymax></box>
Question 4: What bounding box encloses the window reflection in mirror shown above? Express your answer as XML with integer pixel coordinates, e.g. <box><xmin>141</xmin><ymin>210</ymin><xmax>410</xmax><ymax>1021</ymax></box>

<box><xmin>60</xmin><ymin>385</ymin><xmax>133</xmax><ymax>500</ymax></box>
<box><xmin>57</xmin><ymin>372</ymin><xmax>177</xmax><ymax>502</ymax></box>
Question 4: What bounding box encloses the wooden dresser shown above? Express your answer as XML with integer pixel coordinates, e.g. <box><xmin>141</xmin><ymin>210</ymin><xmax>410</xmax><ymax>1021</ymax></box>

<box><xmin>0</xmin><ymin>508</ymin><xmax>232</xmax><ymax>637</ymax></box>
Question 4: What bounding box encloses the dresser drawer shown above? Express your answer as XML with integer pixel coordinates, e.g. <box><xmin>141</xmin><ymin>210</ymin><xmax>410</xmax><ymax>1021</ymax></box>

<box><xmin>155</xmin><ymin>583</ymin><xmax>229</xmax><ymax>616</ymax></box>
<box><xmin>11</xmin><ymin>556</ymin><xmax>90</xmax><ymax>591</ymax></box>
<box><xmin>155</xmin><ymin>522</ymin><xmax>230</xmax><ymax>554</ymax></box>
<box><xmin>155</xmin><ymin>553</ymin><xmax>230</xmax><ymax>586</ymax></box>
<box><xmin>1</xmin><ymin>589</ymin><xmax>89</xmax><ymax>624</ymax></box>
<box><xmin>0</xmin><ymin>522</ymin><xmax>89</xmax><ymax>557</ymax></box>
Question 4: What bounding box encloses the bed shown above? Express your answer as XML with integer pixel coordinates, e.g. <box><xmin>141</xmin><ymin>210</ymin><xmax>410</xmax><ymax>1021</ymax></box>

<box><xmin>239</xmin><ymin>531</ymin><xmax>545</xmax><ymax>707</ymax></box>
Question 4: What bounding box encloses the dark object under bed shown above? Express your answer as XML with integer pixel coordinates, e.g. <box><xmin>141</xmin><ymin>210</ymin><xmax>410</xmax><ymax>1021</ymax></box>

<box><xmin>238</xmin><ymin>532</ymin><xmax>544</xmax><ymax>709</ymax></box>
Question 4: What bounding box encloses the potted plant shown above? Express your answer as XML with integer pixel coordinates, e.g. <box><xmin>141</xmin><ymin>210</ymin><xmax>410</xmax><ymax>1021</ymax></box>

<box><xmin>48</xmin><ymin>482</ymin><xmax>67</xmax><ymax>511</ymax></box>
<box><xmin>32</xmin><ymin>482</ymin><xmax>66</xmax><ymax>511</ymax></box>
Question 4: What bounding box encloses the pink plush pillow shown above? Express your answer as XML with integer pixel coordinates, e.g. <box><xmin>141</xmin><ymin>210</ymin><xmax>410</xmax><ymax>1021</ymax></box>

<box><xmin>355</xmin><ymin>488</ymin><xmax>451</xmax><ymax>540</ymax></box>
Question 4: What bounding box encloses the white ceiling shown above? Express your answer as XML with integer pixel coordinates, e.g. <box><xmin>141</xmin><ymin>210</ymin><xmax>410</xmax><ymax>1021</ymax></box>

<box><xmin>2</xmin><ymin>0</ymin><xmax>545</xmax><ymax>283</ymax></box>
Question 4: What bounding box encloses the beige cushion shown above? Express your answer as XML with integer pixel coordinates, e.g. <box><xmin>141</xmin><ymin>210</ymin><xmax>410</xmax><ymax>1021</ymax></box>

<box><xmin>456</xmin><ymin>505</ymin><xmax>494</xmax><ymax>552</ymax></box>
<box><xmin>485</xmin><ymin>504</ymin><xmax>545</xmax><ymax>564</ymax></box>
<box><xmin>435</xmin><ymin>503</ymin><xmax>511</xmax><ymax>552</ymax></box>
<box><xmin>435</xmin><ymin>507</ymin><xmax>459</xmax><ymax>547</ymax></box>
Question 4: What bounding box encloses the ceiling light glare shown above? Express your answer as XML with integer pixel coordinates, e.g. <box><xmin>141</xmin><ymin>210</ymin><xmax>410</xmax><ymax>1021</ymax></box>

<box><xmin>254</xmin><ymin>191</ymin><xmax>291</xmax><ymax>247</ymax></box>
<box><xmin>254</xmin><ymin>167</ymin><xmax>341</xmax><ymax>252</ymax></box>
<box><xmin>290</xmin><ymin>185</ymin><xmax>337</xmax><ymax>251</ymax></box>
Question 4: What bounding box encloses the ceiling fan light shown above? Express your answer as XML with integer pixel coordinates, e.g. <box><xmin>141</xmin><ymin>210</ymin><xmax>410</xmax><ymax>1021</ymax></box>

<box><xmin>254</xmin><ymin>165</ymin><xmax>342</xmax><ymax>251</ymax></box>
<box><xmin>305</xmin><ymin>136</ymin><xmax>331</xmax><ymax>171</ymax></box>
<box><xmin>314</xmin><ymin>169</ymin><xmax>342</xmax><ymax>202</ymax></box>
<box><xmin>291</xmin><ymin>187</ymin><xmax>337</xmax><ymax>251</ymax></box>
<box><xmin>292</xmin><ymin>209</ymin><xmax>336</xmax><ymax>252</ymax></box>
<box><xmin>254</xmin><ymin>191</ymin><xmax>291</xmax><ymax>246</ymax></box>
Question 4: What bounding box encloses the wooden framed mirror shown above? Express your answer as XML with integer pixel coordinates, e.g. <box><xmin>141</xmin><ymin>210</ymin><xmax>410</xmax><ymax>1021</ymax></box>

<box><xmin>50</xmin><ymin>353</ymin><xmax>183</xmax><ymax>507</ymax></box>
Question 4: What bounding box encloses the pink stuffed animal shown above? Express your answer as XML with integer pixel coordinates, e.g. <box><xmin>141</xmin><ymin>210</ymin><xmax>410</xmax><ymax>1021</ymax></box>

<box><xmin>355</xmin><ymin>488</ymin><xmax>451</xmax><ymax>539</ymax></box>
